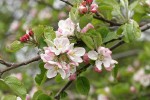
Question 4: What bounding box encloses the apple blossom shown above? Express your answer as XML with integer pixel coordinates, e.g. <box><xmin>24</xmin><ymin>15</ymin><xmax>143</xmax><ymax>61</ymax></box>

<box><xmin>45</xmin><ymin>63</ymin><xmax>66</xmax><ymax>79</ymax></box>
<box><xmin>90</xmin><ymin>4</ymin><xmax>98</xmax><ymax>13</ymax></box>
<box><xmin>56</xmin><ymin>18</ymin><xmax>75</xmax><ymax>37</ymax></box>
<box><xmin>67</xmin><ymin>43</ymin><xmax>85</xmax><ymax>63</ymax></box>
<box><xmin>50</xmin><ymin>37</ymin><xmax>70</xmax><ymax>55</ymax></box>
<box><xmin>88</xmin><ymin>47</ymin><xmax>118</xmax><ymax>71</ymax></box>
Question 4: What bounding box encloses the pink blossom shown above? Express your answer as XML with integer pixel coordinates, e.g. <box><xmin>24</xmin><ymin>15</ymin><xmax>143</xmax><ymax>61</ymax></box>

<box><xmin>90</xmin><ymin>4</ymin><xmax>98</xmax><ymax>13</ymax></box>
<box><xmin>56</xmin><ymin>18</ymin><xmax>75</xmax><ymax>37</ymax></box>
<box><xmin>81</xmin><ymin>23</ymin><xmax>94</xmax><ymax>33</ymax></box>
<box><xmin>88</xmin><ymin>46</ymin><xmax>117</xmax><ymax>71</ymax></box>
<box><xmin>94</xmin><ymin>67</ymin><xmax>102</xmax><ymax>73</ymax></box>
<box><xmin>67</xmin><ymin>43</ymin><xmax>85</xmax><ymax>63</ymax></box>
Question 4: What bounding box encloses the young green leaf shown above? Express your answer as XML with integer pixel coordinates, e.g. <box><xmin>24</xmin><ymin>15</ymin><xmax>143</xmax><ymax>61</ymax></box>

<box><xmin>33</xmin><ymin>25</ymin><xmax>44</xmax><ymax>43</ymax></box>
<box><xmin>81</xmin><ymin>35</ymin><xmax>95</xmax><ymax>50</ymax></box>
<box><xmin>79</xmin><ymin>14</ymin><xmax>93</xmax><ymax>29</ymax></box>
<box><xmin>76</xmin><ymin>76</ymin><xmax>90</xmax><ymax>95</ymax></box>
<box><xmin>4</xmin><ymin>76</ymin><xmax>27</xmax><ymax>100</ymax></box>
<box><xmin>7</xmin><ymin>40</ymin><xmax>24</xmax><ymax>52</ymax></box>
<box><xmin>44</xmin><ymin>26</ymin><xmax>56</xmax><ymax>41</ymax></box>
<box><xmin>35</xmin><ymin>63</ymin><xmax>47</xmax><ymax>86</ymax></box>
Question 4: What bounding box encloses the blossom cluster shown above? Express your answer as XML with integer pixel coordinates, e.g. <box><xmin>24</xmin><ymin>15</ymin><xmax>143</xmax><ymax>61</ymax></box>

<box><xmin>79</xmin><ymin>0</ymin><xmax>98</xmax><ymax>14</ymax></box>
<box><xmin>41</xmin><ymin>37</ymin><xmax>85</xmax><ymax>79</ymax></box>
<box><xmin>40</xmin><ymin>17</ymin><xmax>118</xmax><ymax>80</ymax></box>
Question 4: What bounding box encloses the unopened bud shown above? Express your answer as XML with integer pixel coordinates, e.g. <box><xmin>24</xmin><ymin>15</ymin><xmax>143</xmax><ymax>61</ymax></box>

<box><xmin>86</xmin><ymin>0</ymin><xmax>93</xmax><ymax>5</ymax></box>
<box><xmin>90</xmin><ymin>4</ymin><xmax>98</xmax><ymax>13</ymax></box>
<box><xmin>94</xmin><ymin>67</ymin><xmax>102</xmax><ymax>73</ymax></box>
<box><xmin>79</xmin><ymin>5</ymin><xmax>88</xmax><ymax>14</ymax></box>
<box><xmin>69</xmin><ymin>73</ymin><xmax>76</xmax><ymax>81</ymax></box>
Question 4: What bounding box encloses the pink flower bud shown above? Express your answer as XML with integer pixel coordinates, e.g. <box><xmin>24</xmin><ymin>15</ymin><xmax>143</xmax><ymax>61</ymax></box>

<box><xmin>26</xmin><ymin>94</ymin><xmax>31</xmax><ymax>100</ymax></box>
<box><xmin>28</xmin><ymin>30</ymin><xmax>34</xmax><ymax>36</ymax></box>
<box><xmin>83</xmin><ymin>53</ymin><xmax>90</xmax><ymax>64</ymax></box>
<box><xmin>105</xmin><ymin>66</ymin><xmax>113</xmax><ymax>71</ymax></box>
<box><xmin>86</xmin><ymin>0</ymin><xmax>93</xmax><ymax>5</ymax></box>
<box><xmin>81</xmin><ymin>23</ymin><xmax>94</xmax><ymax>33</ymax></box>
<box><xmin>94</xmin><ymin>67</ymin><xmax>102</xmax><ymax>73</ymax></box>
<box><xmin>90</xmin><ymin>4</ymin><xmax>98</xmax><ymax>13</ymax></box>
<box><xmin>69</xmin><ymin>73</ymin><xmax>76</xmax><ymax>81</ymax></box>
<box><xmin>81</xmin><ymin>1</ymin><xmax>87</xmax><ymax>6</ymax></box>
<box><xmin>130</xmin><ymin>86</ymin><xmax>136</xmax><ymax>93</ymax></box>
<box><xmin>79</xmin><ymin>5</ymin><xmax>88</xmax><ymax>14</ymax></box>
<box><xmin>20</xmin><ymin>34</ymin><xmax>30</xmax><ymax>42</ymax></box>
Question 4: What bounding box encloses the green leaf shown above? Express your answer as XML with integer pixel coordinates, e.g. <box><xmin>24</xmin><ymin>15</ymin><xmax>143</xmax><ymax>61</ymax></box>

<box><xmin>103</xmin><ymin>32</ymin><xmax>117</xmax><ymax>43</ymax></box>
<box><xmin>33</xmin><ymin>25</ymin><xmax>44</xmax><ymax>43</ymax></box>
<box><xmin>44</xmin><ymin>26</ymin><xmax>56</xmax><ymax>41</ymax></box>
<box><xmin>69</xmin><ymin>7</ymin><xmax>79</xmax><ymax>23</ymax></box>
<box><xmin>7</xmin><ymin>40</ymin><xmax>24</xmax><ymax>52</ymax></box>
<box><xmin>35</xmin><ymin>63</ymin><xmax>47</xmax><ymax>85</ymax></box>
<box><xmin>113</xmin><ymin>65</ymin><xmax>119</xmax><ymax>79</ymax></box>
<box><xmin>32</xmin><ymin>90</ymin><xmax>43</xmax><ymax>100</ymax></box>
<box><xmin>76</xmin><ymin>76</ymin><xmax>90</xmax><ymax>95</ymax></box>
<box><xmin>79</xmin><ymin>14</ymin><xmax>93</xmax><ymax>29</ymax></box>
<box><xmin>2</xmin><ymin>95</ymin><xmax>17</xmax><ymax>100</ymax></box>
<box><xmin>0</xmin><ymin>79</ymin><xmax>10</xmax><ymax>91</ymax></box>
<box><xmin>123</xmin><ymin>20</ymin><xmax>141</xmax><ymax>43</ymax></box>
<box><xmin>87</xmin><ymin>30</ymin><xmax>102</xmax><ymax>49</ymax></box>
<box><xmin>81</xmin><ymin>35</ymin><xmax>95</xmax><ymax>50</ymax></box>
<box><xmin>60</xmin><ymin>91</ymin><xmax>67</xmax><ymax>99</ymax></box>
<box><xmin>37</xmin><ymin>94</ymin><xmax>52</xmax><ymax>100</ymax></box>
<box><xmin>32</xmin><ymin>90</ymin><xmax>52</xmax><ymax>100</ymax></box>
<box><xmin>4</xmin><ymin>76</ymin><xmax>27</xmax><ymax>100</ymax></box>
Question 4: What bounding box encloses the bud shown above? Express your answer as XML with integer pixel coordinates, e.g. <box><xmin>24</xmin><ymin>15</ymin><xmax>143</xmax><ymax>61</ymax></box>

<box><xmin>130</xmin><ymin>86</ymin><xmax>136</xmax><ymax>93</ymax></box>
<box><xmin>86</xmin><ymin>0</ymin><xmax>93</xmax><ymax>5</ymax></box>
<box><xmin>20</xmin><ymin>34</ymin><xmax>30</xmax><ymax>42</ymax></box>
<box><xmin>69</xmin><ymin>73</ymin><xmax>76</xmax><ymax>81</ymax></box>
<box><xmin>83</xmin><ymin>53</ymin><xmax>90</xmax><ymax>64</ymax></box>
<box><xmin>26</xmin><ymin>29</ymin><xmax>34</xmax><ymax>36</ymax></box>
<box><xmin>81</xmin><ymin>1</ymin><xmax>87</xmax><ymax>6</ymax></box>
<box><xmin>105</xmin><ymin>66</ymin><xmax>113</xmax><ymax>71</ymax></box>
<box><xmin>90</xmin><ymin>4</ymin><xmax>98</xmax><ymax>13</ymax></box>
<box><xmin>79</xmin><ymin>5</ymin><xmax>88</xmax><ymax>14</ymax></box>
<box><xmin>94</xmin><ymin>67</ymin><xmax>102</xmax><ymax>73</ymax></box>
<box><xmin>81</xmin><ymin>23</ymin><xmax>94</xmax><ymax>33</ymax></box>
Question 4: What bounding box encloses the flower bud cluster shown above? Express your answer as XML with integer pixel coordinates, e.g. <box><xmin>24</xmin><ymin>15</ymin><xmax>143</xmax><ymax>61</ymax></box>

<box><xmin>20</xmin><ymin>29</ymin><xmax>34</xmax><ymax>43</ymax></box>
<box><xmin>79</xmin><ymin>0</ymin><xmax>98</xmax><ymax>14</ymax></box>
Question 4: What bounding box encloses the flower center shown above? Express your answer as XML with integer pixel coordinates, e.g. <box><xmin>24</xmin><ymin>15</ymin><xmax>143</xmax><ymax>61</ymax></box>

<box><xmin>54</xmin><ymin>66</ymin><xmax>59</xmax><ymax>71</ymax></box>
<box><xmin>98</xmin><ymin>54</ymin><xmax>104</xmax><ymax>61</ymax></box>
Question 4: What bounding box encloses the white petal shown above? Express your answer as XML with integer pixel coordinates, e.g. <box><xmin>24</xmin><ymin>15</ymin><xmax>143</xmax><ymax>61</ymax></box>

<box><xmin>47</xmin><ymin>68</ymin><xmax>57</xmax><ymax>78</ymax></box>
<box><xmin>103</xmin><ymin>59</ymin><xmax>111</xmax><ymax>68</ymax></box>
<box><xmin>70</xmin><ymin>56</ymin><xmax>83</xmax><ymax>63</ymax></box>
<box><xmin>58</xmin><ymin>69</ymin><xmax>66</xmax><ymax>79</ymax></box>
<box><xmin>74</xmin><ymin>47</ymin><xmax>85</xmax><ymax>56</ymax></box>
<box><xmin>44</xmin><ymin>63</ymin><xmax>55</xmax><ymax>70</ymax></box>
<box><xmin>88</xmin><ymin>50</ymin><xmax>98</xmax><ymax>60</ymax></box>
<box><xmin>58</xmin><ymin>20</ymin><xmax>65</xmax><ymax>28</ymax></box>
<box><xmin>96</xmin><ymin>60</ymin><xmax>102</xmax><ymax>70</ymax></box>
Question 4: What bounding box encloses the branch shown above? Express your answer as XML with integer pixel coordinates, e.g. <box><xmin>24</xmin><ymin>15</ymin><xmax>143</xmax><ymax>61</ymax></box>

<box><xmin>60</xmin><ymin>0</ymin><xmax>73</xmax><ymax>7</ymax></box>
<box><xmin>0</xmin><ymin>60</ymin><xmax>12</xmax><ymax>67</ymax></box>
<box><xmin>0</xmin><ymin>55</ymin><xmax>41</xmax><ymax>77</ymax></box>
<box><xmin>94</xmin><ymin>12</ymin><xmax>122</xmax><ymax>26</ymax></box>
<box><xmin>110</xmin><ymin>40</ymin><xmax>125</xmax><ymax>50</ymax></box>
<box><xmin>55</xmin><ymin>64</ymin><xmax>90</xmax><ymax>100</ymax></box>
<box><xmin>140</xmin><ymin>23</ymin><xmax>150</xmax><ymax>32</ymax></box>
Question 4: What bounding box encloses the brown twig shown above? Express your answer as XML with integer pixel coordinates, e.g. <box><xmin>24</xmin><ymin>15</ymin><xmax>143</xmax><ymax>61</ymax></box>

<box><xmin>0</xmin><ymin>55</ymin><xmax>41</xmax><ymax>77</ymax></box>
<box><xmin>60</xmin><ymin>0</ymin><xmax>74</xmax><ymax>7</ymax></box>
<box><xmin>0</xmin><ymin>60</ymin><xmax>12</xmax><ymax>67</ymax></box>
<box><xmin>140</xmin><ymin>23</ymin><xmax>150</xmax><ymax>32</ymax></box>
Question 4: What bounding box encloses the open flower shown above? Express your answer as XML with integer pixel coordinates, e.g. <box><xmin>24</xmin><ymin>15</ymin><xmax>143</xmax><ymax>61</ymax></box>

<box><xmin>45</xmin><ymin>63</ymin><xmax>66</xmax><ymax>79</ymax></box>
<box><xmin>67</xmin><ymin>44</ymin><xmax>85</xmax><ymax>63</ymax></box>
<box><xmin>50</xmin><ymin>37</ymin><xmax>70</xmax><ymax>55</ymax></box>
<box><xmin>88</xmin><ymin>47</ymin><xmax>117</xmax><ymax>71</ymax></box>
<box><xmin>56</xmin><ymin>18</ymin><xmax>75</xmax><ymax>37</ymax></box>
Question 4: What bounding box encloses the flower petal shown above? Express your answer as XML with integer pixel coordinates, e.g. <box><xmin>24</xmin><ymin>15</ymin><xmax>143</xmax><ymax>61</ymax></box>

<box><xmin>47</xmin><ymin>68</ymin><xmax>57</xmax><ymax>78</ymax></box>
<box><xmin>96</xmin><ymin>60</ymin><xmax>102</xmax><ymax>70</ymax></box>
<box><xmin>74</xmin><ymin>47</ymin><xmax>85</xmax><ymax>56</ymax></box>
<box><xmin>88</xmin><ymin>50</ymin><xmax>98</xmax><ymax>60</ymax></box>
<box><xmin>58</xmin><ymin>69</ymin><xmax>66</xmax><ymax>79</ymax></box>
